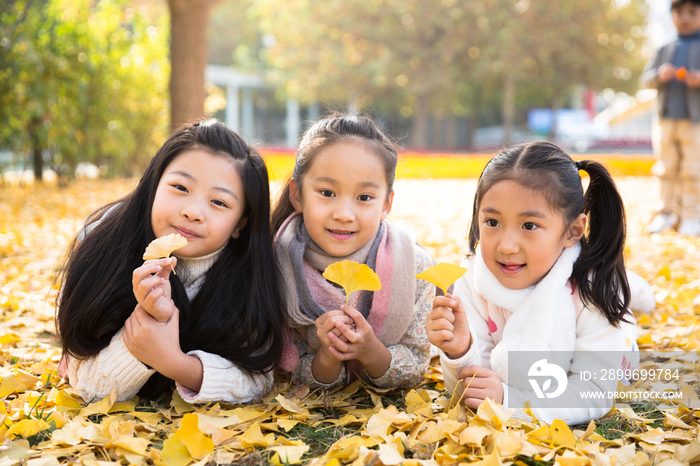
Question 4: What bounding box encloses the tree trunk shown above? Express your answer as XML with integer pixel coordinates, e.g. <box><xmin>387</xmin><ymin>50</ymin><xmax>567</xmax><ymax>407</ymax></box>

<box><xmin>466</xmin><ymin>93</ymin><xmax>481</xmax><ymax>149</ymax></box>
<box><xmin>502</xmin><ymin>71</ymin><xmax>515</xmax><ymax>146</ymax></box>
<box><xmin>167</xmin><ymin>0</ymin><xmax>221</xmax><ymax>130</ymax></box>
<box><xmin>547</xmin><ymin>94</ymin><xmax>561</xmax><ymax>142</ymax></box>
<box><xmin>445</xmin><ymin>113</ymin><xmax>456</xmax><ymax>149</ymax></box>
<box><xmin>411</xmin><ymin>94</ymin><xmax>429</xmax><ymax>148</ymax></box>
<box><xmin>29</xmin><ymin>117</ymin><xmax>43</xmax><ymax>183</ymax></box>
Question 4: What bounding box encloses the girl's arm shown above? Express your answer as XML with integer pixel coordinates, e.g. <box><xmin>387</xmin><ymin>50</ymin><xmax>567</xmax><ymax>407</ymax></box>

<box><xmin>66</xmin><ymin>328</ymin><xmax>156</xmax><ymax>403</ymax></box>
<box><xmin>175</xmin><ymin>351</ymin><xmax>272</xmax><ymax>404</ymax></box>
<box><xmin>292</xmin><ymin>330</ymin><xmax>348</xmax><ymax>390</ymax></box>
<box><xmin>438</xmin><ymin>265</ymin><xmax>496</xmax><ymax>397</ymax></box>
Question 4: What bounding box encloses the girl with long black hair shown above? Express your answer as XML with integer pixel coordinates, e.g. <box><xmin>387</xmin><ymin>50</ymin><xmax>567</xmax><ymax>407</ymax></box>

<box><xmin>57</xmin><ymin>119</ymin><xmax>287</xmax><ymax>403</ymax></box>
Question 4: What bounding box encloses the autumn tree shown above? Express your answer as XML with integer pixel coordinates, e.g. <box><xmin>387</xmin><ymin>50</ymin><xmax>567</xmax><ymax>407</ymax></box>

<box><xmin>251</xmin><ymin>0</ymin><xmax>647</xmax><ymax>147</ymax></box>
<box><xmin>0</xmin><ymin>0</ymin><xmax>169</xmax><ymax>181</ymax></box>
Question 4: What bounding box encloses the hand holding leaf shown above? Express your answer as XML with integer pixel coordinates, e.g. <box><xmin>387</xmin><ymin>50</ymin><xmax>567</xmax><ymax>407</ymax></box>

<box><xmin>416</xmin><ymin>262</ymin><xmax>467</xmax><ymax>294</ymax></box>
<box><xmin>143</xmin><ymin>233</ymin><xmax>187</xmax><ymax>274</ymax></box>
<box><xmin>322</xmin><ymin>260</ymin><xmax>381</xmax><ymax>305</ymax></box>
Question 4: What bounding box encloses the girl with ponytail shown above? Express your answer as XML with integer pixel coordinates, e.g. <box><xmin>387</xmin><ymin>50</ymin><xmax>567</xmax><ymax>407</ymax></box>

<box><xmin>426</xmin><ymin>141</ymin><xmax>654</xmax><ymax>425</ymax></box>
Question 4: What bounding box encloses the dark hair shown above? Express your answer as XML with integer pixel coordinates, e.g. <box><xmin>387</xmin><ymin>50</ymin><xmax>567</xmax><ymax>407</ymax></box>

<box><xmin>271</xmin><ymin>115</ymin><xmax>398</xmax><ymax>233</ymax></box>
<box><xmin>57</xmin><ymin>119</ymin><xmax>286</xmax><ymax>398</ymax></box>
<box><xmin>672</xmin><ymin>0</ymin><xmax>700</xmax><ymax>10</ymax></box>
<box><xmin>467</xmin><ymin>141</ymin><xmax>631</xmax><ymax>327</ymax></box>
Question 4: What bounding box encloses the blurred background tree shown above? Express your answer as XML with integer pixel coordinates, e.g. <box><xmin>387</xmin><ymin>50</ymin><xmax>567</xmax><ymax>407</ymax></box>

<box><xmin>252</xmin><ymin>0</ymin><xmax>648</xmax><ymax>146</ymax></box>
<box><xmin>1</xmin><ymin>0</ymin><xmax>650</xmax><ymax>183</ymax></box>
<box><xmin>1</xmin><ymin>0</ymin><xmax>169</xmax><ymax>182</ymax></box>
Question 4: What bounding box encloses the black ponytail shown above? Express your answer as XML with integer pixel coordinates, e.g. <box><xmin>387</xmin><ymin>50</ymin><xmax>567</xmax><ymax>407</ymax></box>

<box><xmin>572</xmin><ymin>159</ymin><xmax>631</xmax><ymax>326</ymax></box>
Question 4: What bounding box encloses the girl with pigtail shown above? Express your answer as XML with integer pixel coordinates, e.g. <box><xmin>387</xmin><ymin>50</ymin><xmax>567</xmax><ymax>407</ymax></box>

<box><xmin>427</xmin><ymin>142</ymin><xmax>654</xmax><ymax>425</ymax></box>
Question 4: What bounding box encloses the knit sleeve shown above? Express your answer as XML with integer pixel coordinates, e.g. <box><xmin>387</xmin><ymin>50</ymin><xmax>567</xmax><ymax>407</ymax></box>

<box><xmin>66</xmin><ymin>328</ymin><xmax>156</xmax><ymax>403</ymax></box>
<box><xmin>291</xmin><ymin>327</ymin><xmax>347</xmax><ymax>390</ymax></box>
<box><xmin>439</xmin><ymin>261</ymin><xmax>496</xmax><ymax>397</ymax></box>
<box><xmin>176</xmin><ymin>351</ymin><xmax>272</xmax><ymax>404</ymax></box>
<box><xmin>503</xmin><ymin>306</ymin><xmax>625</xmax><ymax>426</ymax></box>
<box><xmin>367</xmin><ymin>246</ymin><xmax>434</xmax><ymax>389</ymax></box>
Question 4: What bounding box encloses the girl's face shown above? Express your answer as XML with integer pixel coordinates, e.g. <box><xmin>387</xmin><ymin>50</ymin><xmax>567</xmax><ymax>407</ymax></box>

<box><xmin>151</xmin><ymin>149</ymin><xmax>247</xmax><ymax>258</ymax></box>
<box><xmin>477</xmin><ymin>180</ymin><xmax>585</xmax><ymax>290</ymax></box>
<box><xmin>290</xmin><ymin>141</ymin><xmax>394</xmax><ymax>257</ymax></box>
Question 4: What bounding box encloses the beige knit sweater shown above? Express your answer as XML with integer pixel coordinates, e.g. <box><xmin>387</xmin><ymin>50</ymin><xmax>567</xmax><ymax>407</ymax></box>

<box><xmin>66</xmin><ymin>249</ymin><xmax>272</xmax><ymax>404</ymax></box>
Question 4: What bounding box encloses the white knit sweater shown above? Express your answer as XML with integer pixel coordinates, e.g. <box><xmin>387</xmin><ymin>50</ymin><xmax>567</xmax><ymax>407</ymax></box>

<box><xmin>66</xmin><ymin>249</ymin><xmax>272</xmax><ymax>404</ymax></box>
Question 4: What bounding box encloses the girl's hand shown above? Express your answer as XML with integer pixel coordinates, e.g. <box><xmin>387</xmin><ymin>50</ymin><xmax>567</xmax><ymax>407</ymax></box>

<box><xmin>427</xmin><ymin>294</ymin><xmax>471</xmax><ymax>360</ymax></box>
<box><xmin>123</xmin><ymin>303</ymin><xmax>182</xmax><ymax>372</ymax></box>
<box><xmin>311</xmin><ymin>310</ymin><xmax>353</xmax><ymax>383</ymax></box>
<box><xmin>316</xmin><ymin>310</ymin><xmax>355</xmax><ymax>349</ymax></box>
<box><xmin>457</xmin><ymin>365</ymin><xmax>504</xmax><ymax>409</ymax></box>
<box><xmin>132</xmin><ymin>257</ymin><xmax>177</xmax><ymax>323</ymax></box>
<box><xmin>325</xmin><ymin>305</ymin><xmax>391</xmax><ymax>379</ymax></box>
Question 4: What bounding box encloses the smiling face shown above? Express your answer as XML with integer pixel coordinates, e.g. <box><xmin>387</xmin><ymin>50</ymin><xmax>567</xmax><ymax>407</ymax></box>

<box><xmin>151</xmin><ymin>149</ymin><xmax>247</xmax><ymax>258</ymax></box>
<box><xmin>673</xmin><ymin>3</ymin><xmax>700</xmax><ymax>35</ymax></box>
<box><xmin>290</xmin><ymin>140</ymin><xmax>393</xmax><ymax>257</ymax></box>
<box><xmin>477</xmin><ymin>180</ymin><xmax>585</xmax><ymax>289</ymax></box>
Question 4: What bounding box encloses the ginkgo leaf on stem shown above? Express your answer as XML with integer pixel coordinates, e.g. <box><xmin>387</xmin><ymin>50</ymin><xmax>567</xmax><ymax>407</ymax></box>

<box><xmin>323</xmin><ymin>260</ymin><xmax>382</xmax><ymax>305</ymax></box>
<box><xmin>143</xmin><ymin>233</ymin><xmax>188</xmax><ymax>260</ymax></box>
<box><xmin>415</xmin><ymin>262</ymin><xmax>467</xmax><ymax>294</ymax></box>
<box><xmin>143</xmin><ymin>233</ymin><xmax>187</xmax><ymax>274</ymax></box>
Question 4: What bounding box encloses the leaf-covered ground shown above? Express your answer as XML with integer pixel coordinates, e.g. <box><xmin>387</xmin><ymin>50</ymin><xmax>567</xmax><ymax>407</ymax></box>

<box><xmin>1</xmin><ymin>177</ymin><xmax>699</xmax><ymax>465</ymax></box>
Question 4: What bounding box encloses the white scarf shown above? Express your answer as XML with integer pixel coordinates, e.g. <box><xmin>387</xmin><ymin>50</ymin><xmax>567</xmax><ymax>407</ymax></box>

<box><xmin>473</xmin><ymin>243</ymin><xmax>580</xmax><ymax>390</ymax></box>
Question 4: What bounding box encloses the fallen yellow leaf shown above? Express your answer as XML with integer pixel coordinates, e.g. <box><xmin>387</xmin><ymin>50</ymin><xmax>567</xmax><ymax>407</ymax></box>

<box><xmin>550</xmin><ymin>420</ymin><xmax>577</xmax><ymax>448</ymax></box>
<box><xmin>6</xmin><ymin>419</ymin><xmax>51</xmax><ymax>439</ymax></box>
<box><xmin>415</xmin><ymin>262</ymin><xmax>467</xmax><ymax>294</ymax></box>
<box><xmin>322</xmin><ymin>260</ymin><xmax>381</xmax><ymax>304</ymax></box>
<box><xmin>160</xmin><ymin>433</ymin><xmax>192</xmax><ymax>466</ymax></box>
<box><xmin>176</xmin><ymin>413</ymin><xmax>214</xmax><ymax>460</ymax></box>
<box><xmin>269</xmin><ymin>445</ymin><xmax>310</xmax><ymax>465</ymax></box>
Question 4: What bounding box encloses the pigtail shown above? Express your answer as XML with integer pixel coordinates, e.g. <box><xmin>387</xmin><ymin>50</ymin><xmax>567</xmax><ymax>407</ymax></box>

<box><xmin>271</xmin><ymin>179</ymin><xmax>297</xmax><ymax>235</ymax></box>
<box><xmin>572</xmin><ymin>160</ymin><xmax>631</xmax><ymax>327</ymax></box>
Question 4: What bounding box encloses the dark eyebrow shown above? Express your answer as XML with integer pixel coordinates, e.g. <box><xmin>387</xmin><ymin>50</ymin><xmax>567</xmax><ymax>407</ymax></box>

<box><xmin>213</xmin><ymin>186</ymin><xmax>238</xmax><ymax>201</ymax></box>
<box><xmin>314</xmin><ymin>176</ymin><xmax>338</xmax><ymax>184</ymax></box>
<box><xmin>314</xmin><ymin>177</ymin><xmax>381</xmax><ymax>190</ymax></box>
<box><xmin>169</xmin><ymin>170</ymin><xmax>238</xmax><ymax>201</ymax></box>
<box><xmin>170</xmin><ymin>170</ymin><xmax>194</xmax><ymax>180</ymax></box>
<box><xmin>481</xmin><ymin>206</ymin><xmax>547</xmax><ymax>219</ymax></box>
<box><xmin>520</xmin><ymin>210</ymin><xmax>547</xmax><ymax>219</ymax></box>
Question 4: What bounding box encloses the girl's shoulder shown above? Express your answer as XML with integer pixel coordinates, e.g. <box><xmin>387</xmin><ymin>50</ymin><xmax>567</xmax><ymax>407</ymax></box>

<box><xmin>414</xmin><ymin>245</ymin><xmax>432</xmax><ymax>273</ymax></box>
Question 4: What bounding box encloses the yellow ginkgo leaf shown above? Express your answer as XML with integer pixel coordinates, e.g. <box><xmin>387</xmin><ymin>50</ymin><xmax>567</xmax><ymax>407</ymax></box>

<box><xmin>6</xmin><ymin>419</ymin><xmax>51</xmax><ymax>439</ymax></box>
<box><xmin>415</xmin><ymin>262</ymin><xmax>467</xmax><ymax>294</ymax></box>
<box><xmin>160</xmin><ymin>434</ymin><xmax>192</xmax><ymax>466</ymax></box>
<box><xmin>143</xmin><ymin>233</ymin><xmax>188</xmax><ymax>260</ymax></box>
<box><xmin>550</xmin><ymin>419</ymin><xmax>577</xmax><ymax>448</ymax></box>
<box><xmin>176</xmin><ymin>413</ymin><xmax>214</xmax><ymax>460</ymax></box>
<box><xmin>322</xmin><ymin>260</ymin><xmax>381</xmax><ymax>305</ymax></box>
